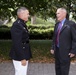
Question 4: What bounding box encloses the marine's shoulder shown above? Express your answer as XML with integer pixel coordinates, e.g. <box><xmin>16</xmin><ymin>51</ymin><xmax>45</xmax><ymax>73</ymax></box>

<box><xmin>13</xmin><ymin>19</ymin><xmax>21</xmax><ymax>25</ymax></box>
<box><xmin>11</xmin><ymin>20</ymin><xmax>22</xmax><ymax>29</ymax></box>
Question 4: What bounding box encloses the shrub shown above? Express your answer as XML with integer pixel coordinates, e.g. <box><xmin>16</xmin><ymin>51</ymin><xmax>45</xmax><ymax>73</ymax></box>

<box><xmin>0</xmin><ymin>25</ymin><xmax>8</xmax><ymax>28</ymax></box>
<box><xmin>0</xmin><ymin>25</ymin><xmax>54</xmax><ymax>40</ymax></box>
<box><xmin>0</xmin><ymin>28</ymin><xmax>11</xmax><ymax>39</ymax></box>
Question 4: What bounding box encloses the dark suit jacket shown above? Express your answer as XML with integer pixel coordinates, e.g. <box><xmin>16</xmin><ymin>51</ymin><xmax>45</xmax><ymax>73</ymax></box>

<box><xmin>51</xmin><ymin>19</ymin><xmax>76</xmax><ymax>60</ymax></box>
<box><xmin>9</xmin><ymin>18</ymin><xmax>32</xmax><ymax>61</ymax></box>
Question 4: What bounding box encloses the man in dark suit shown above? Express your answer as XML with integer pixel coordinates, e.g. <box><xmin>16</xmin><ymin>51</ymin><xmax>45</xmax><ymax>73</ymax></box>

<box><xmin>50</xmin><ymin>8</ymin><xmax>76</xmax><ymax>75</ymax></box>
<box><xmin>9</xmin><ymin>7</ymin><xmax>32</xmax><ymax>75</ymax></box>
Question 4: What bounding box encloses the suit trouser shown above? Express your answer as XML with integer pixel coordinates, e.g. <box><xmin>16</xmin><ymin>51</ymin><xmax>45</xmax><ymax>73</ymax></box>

<box><xmin>55</xmin><ymin>47</ymin><xmax>70</xmax><ymax>75</ymax></box>
<box><xmin>13</xmin><ymin>60</ymin><xmax>28</xmax><ymax>75</ymax></box>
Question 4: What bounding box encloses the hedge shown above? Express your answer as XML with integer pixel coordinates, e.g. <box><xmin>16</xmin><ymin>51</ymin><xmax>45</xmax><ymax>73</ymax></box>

<box><xmin>0</xmin><ymin>25</ymin><xmax>54</xmax><ymax>39</ymax></box>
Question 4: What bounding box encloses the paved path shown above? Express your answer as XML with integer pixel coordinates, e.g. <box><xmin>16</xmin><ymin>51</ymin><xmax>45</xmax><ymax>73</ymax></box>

<box><xmin>0</xmin><ymin>62</ymin><xmax>76</xmax><ymax>75</ymax></box>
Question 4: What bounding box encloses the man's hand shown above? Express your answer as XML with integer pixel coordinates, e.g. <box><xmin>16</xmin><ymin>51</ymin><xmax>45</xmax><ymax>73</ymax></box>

<box><xmin>69</xmin><ymin>53</ymin><xmax>75</xmax><ymax>58</ymax></box>
<box><xmin>50</xmin><ymin>50</ymin><xmax>54</xmax><ymax>54</ymax></box>
<box><xmin>21</xmin><ymin>59</ymin><xmax>26</xmax><ymax>66</ymax></box>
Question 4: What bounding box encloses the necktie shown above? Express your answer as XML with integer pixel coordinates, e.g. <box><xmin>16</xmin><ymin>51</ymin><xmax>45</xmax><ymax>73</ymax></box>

<box><xmin>56</xmin><ymin>22</ymin><xmax>62</xmax><ymax>47</ymax></box>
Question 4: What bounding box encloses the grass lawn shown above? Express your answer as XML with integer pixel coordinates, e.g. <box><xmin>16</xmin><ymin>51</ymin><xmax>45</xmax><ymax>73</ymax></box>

<box><xmin>0</xmin><ymin>40</ymin><xmax>76</xmax><ymax>63</ymax></box>
<box><xmin>0</xmin><ymin>40</ymin><xmax>55</xmax><ymax>63</ymax></box>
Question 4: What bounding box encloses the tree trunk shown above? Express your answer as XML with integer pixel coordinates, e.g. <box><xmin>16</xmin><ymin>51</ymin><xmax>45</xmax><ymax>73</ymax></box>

<box><xmin>31</xmin><ymin>15</ymin><xmax>36</xmax><ymax>24</ymax></box>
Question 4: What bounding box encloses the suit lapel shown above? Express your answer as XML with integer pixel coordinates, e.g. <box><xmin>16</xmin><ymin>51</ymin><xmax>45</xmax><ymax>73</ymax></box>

<box><xmin>60</xmin><ymin>20</ymin><xmax>68</xmax><ymax>34</ymax></box>
<box><xmin>55</xmin><ymin>23</ymin><xmax>59</xmax><ymax>34</ymax></box>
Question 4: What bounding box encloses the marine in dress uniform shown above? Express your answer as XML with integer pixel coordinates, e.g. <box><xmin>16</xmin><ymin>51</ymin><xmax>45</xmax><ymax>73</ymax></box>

<box><xmin>9</xmin><ymin>7</ymin><xmax>32</xmax><ymax>75</ymax></box>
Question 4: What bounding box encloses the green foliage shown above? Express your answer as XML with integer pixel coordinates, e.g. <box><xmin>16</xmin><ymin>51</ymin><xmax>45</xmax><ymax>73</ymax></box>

<box><xmin>0</xmin><ymin>40</ymin><xmax>11</xmax><ymax>60</ymax></box>
<box><xmin>29</xmin><ymin>25</ymin><xmax>54</xmax><ymax>39</ymax></box>
<box><xmin>0</xmin><ymin>0</ymin><xmax>48</xmax><ymax>19</ymax></box>
<box><xmin>0</xmin><ymin>25</ymin><xmax>54</xmax><ymax>39</ymax></box>
<box><xmin>0</xmin><ymin>25</ymin><xmax>8</xmax><ymax>28</ymax></box>
<box><xmin>0</xmin><ymin>40</ymin><xmax>54</xmax><ymax>62</ymax></box>
<box><xmin>30</xmin><ymin>40</ymin><xmax>54</xmax><ymax>62</ymax></box>
<box><xmin>47</xmin><ymin>0</ymin><xmax>76</xmax><ymax>19</ymax></box>
<box><xmin>0</xmin><ymin>27</ymin><xmax>11</xmax><ymax>39</ymax></box>
<box><xmin>0</xmin><ymin>0</ymin><xmax>76</xmax><ymax>20</ymax></box>
<box><xmin>35</xmin><ymin>17</ymin><xmax>55</xmax><ymax>25</ymax></box>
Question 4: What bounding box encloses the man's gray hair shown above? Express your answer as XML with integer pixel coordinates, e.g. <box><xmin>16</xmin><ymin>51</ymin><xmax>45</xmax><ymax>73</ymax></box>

<box><xmin>58</xmin><ymin>7</ymin><xmax>67</xmax><ymax>14</ymax></box>
<box><xmin>17</xmin><ymin>7</ymin><xmax>28</xmax><ymax>15</ymax></box>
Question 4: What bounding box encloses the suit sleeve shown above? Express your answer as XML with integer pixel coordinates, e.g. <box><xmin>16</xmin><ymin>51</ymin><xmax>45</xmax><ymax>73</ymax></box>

<box><xmin>70</xmin><ymin>22</ymin><xmax>76</xmax><ymax>54</ymax></box>
<box><xmin>11</xmin><ymin>24</ymin><xmax>26</xmax><ymax>60</ymax></box>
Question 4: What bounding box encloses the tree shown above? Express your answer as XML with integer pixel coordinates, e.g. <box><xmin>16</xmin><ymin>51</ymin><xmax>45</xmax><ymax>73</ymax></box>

<box><xmin>0</xmin><ymin>0</ymin><xmax>49</xmax><ymax>24</ymax></box>
<box><xmin>0</xmin><ymin>0</ymin><xmax>76</xmax><ymax>21</ymax></box>
<box><xmin>46</xmin><ymin>0</ymin><xmax>76</xmax><ymax>20</ymax></box>
<box><xmin>0</xmin><ymin>0</ymin><xmax>48</xmax><ymax>18</ymax></box>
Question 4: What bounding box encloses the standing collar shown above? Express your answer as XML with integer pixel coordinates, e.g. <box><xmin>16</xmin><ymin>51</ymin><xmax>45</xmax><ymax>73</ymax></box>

<box><xmin>18</xmin><ymin>18</ymin><xmax>25</xmax><ymax>23</ymax></box>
